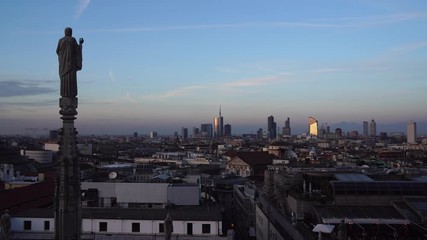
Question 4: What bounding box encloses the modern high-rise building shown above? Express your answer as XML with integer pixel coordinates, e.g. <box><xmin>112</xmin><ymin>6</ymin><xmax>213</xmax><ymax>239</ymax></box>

<box><xmin>214</xmin><ymin>106</ymin><xmax>224</xmax><ymax>139</ymax></box>
<box><xmin>181</xmin><ymin>127</ymin><xmax>188</xmax><ymax>139</ymax></box>
<box><xmin>201</xmin><ymin>123</ymin><xmax>213</xmax><ymax>138</ymax></box>
<box><xmin>150</xmin><ymin>131</ymin><xmax>158</xmax><ymax>139</ymax></box>
<box><xmin>335</xmin><ymin>128</ymin><xmax>343</xmax><ymax>138</ymax></box>
<box><xmin>308</xmin><ymin>117</ymin><xmax>318</xmax><ymax>136</ymax></box>
<box><xmin>370</xmin><ymin>119</ymin><xmax>376</xmax><ymax>137</ymax></box>
<box><xmin>224</xmin><ymin>124</ymin><xmax>231</xmax><ymax>137</ymax></box>
<box><xmin>282</xmin><ymin>117</ymin><xmax>291</xmax><ymax>136</ymax></box>
<box><xmin>407</xmin><ymin>121</ymin><xmax>417</xmax><ymax>144</ymax></box>
<box><xmin>257</xmin><ymin>128</ymin><xmax>263</xmax><ymax>140</ymax></box>
<box><xmin>267</xmin><ymin>115</ymin><xmax>277</xmax><ymax>140</ymax></box>
<box><xmin>363</xmin><ymin>121</ymin><xmax>369</xmax><ymax>136</ymax></box>
<box><xmin>192</xmin><ymin>127</ymin><xmax>199</xmax><ymax>138</ymax></box>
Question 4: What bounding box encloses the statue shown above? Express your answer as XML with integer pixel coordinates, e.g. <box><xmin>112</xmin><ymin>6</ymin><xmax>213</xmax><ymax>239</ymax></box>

<box><xmin>0</xmin><ymin>210</ymin><xmax>11</xmax><ymax>240</ymax></box>
<box><xmin>56</xmin><ymin>27</ymin><xmax>83</xmax><ymax>98</ymax></box>
<box><xmin>164</xmin><ymin>213</ymin><xmax>173</xmax><ymax>240</ymax></box>
<box><xmin>337</xmin><ymin>219</ymin><xmax>348</xmax><ymax>240</ymax></box>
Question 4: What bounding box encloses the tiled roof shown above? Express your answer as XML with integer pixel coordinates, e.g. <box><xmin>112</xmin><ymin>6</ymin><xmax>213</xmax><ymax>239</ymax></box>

<box><xmin>233</xmin><ymin>152</ymin><xmax>274</xmax><ymax>166</ymax></box>
<box><xmin>0</xmin><ymin>179</ymin><xmax>54</xmax><ymax>214</ymax></box>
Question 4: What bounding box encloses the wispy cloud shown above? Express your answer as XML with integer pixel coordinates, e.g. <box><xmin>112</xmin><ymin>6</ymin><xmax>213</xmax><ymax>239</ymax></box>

<box><xmin>223</xmin><ymin>75</ymin><xmax>285</xmax><ymax>87</ymax></box>
<box><xmin>142</xmin><ymin>73</ymin><xmax>286</xmax><ymax>100</ymax></box>
<box><xmin>311</xmin><ymin>68</ymin><xmax>348</xmax><ymax>73</ymax></box>
<box><xmin>313</xmin><ymin>11</ymin><xmax>427</xmax><ymax>28</ymax></box>
<box><xmin>0</xmin><ymin>80</ymin><xmax>56</xmax><ymax>98</ymax></box>
<box><xmin>126</xmin><ymin>92</ymin><xmax>137</xmax><ymax>103</ymax></box>
<box><xmin>144</xmin><ymin>85</ymin><xmax>205</xmax><ymax>100</ymax></box>
<box><xmin>75</xmin><ymin>0</ymin><xmax>91</xmax><ymax>20</ymax></box>
<box><xmin>88</xmin><ymin>11</ymin><xmax>427</xmax><ymax>33</ymax></box>
<box><xmin>109</xmin><ymin>69</ymin><xmax>117</xmax><ymax>82</ymax></box>
<box><xmin>392</xmin><ymin>42</ymin><xmax>427</xmax><ymax>53</ymax></box>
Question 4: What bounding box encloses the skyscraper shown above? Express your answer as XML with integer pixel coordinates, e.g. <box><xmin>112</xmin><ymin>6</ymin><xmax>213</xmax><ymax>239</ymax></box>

<box><xmin>257</xmin><ymin>128</ymin><xmax>263</xmax><ymax>140</ymax></box>
<box><xmin>370</xmin><ymin>119</ymin><xmax>376</xmax><ymax>137</ymax></box>
<box><xmin>214</xmin><ymin>106</ymin><xmax>224</xmax><ymax>139</ymax></box>
<box><xmin>267</xmin><ymin>115</ymin><xmax>277</xmax><ymax>140</ymax></box>
<box><xmin>192</xmin><ymin>127</ymin><xmax>199</xmax><ymax>138</ymax></box>
<box><xmin>363</xmin><ymin>121</ymin><xmax>369</xmax><ymax>136</ymax></box>
<box><xmin>224</xmin><ymin>124</ymin><xmax>231</xmax><ymax>137</ymax></box>
<box><xmin>407</xmin><ymin>121</ymin><xmax>417</xmax><ymax>144</ymax></box>
<box><xmin>201</xmin><ymin>123</ymin><xmax>213</xmax><ymax>138</ymax></box>
<box><xmin>283</xmin><ymin>117</ymin><xmax>291</xmax><ymax>136</ymax></box>
<box><xmin>308</xmin><ymin>117</ymin><xmax>318</xmax><ymax>136</ymax></box>
<box><xmin>181</xmin><ymin>127</ymin><xmax>188</xmax><ymax>139</ymax></box>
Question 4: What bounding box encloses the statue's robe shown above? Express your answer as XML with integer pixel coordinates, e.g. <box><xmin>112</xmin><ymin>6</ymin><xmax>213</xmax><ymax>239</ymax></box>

<box><xmin>57</xmin><ymin>36</ymin><xmax>82</xmax><ymax>97</ymax></box>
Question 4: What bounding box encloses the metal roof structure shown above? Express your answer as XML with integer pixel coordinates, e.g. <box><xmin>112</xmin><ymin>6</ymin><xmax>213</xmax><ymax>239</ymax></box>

<box><xmin>316</xmin><ymin>205</ymin><xmax>410</xmax><ymax>225</ymax></box>
<box><xmin>330</xmin><ymin>181</ymin><xmax>427</xmax><ymax>196</ymax></box>
<box><xmin>334</xmin><ymin>173</ymin><xmax>374</xmax><ymax>182</ymax></box>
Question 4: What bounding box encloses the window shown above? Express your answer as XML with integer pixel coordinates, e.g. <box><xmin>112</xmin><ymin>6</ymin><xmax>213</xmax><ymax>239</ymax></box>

<box><xmin>24</xmin><ymin>220</ymin><xmax>32</xmax><ymax>230</ymax></box>
<box><xmin>132</xmin><ymin>222</ymin><xmax>140</xmax><ymax>233</ymax></box>
<box><xmin>44</xmin><ymin>221</ymin><xmax>50</xmax><ymax>230</ymax></box>
<box><xmin>159</xmin><ymin>223</ymin><xmax>164</xmax><ymax>233</ymax></box>
<box><xmin>202</xmin><ymin>224</ymin><xmax>211</xmax><ymax>234</ymax></box>
<box><xmin>99</xmin><ymin>222</ymin><xmax>107</xmax><ymax>232</ymax></box>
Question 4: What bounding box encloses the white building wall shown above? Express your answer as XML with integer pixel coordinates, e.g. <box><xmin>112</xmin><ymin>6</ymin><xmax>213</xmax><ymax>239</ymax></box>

<box><xmin>13</xmin><ymin>217</ymin><xmax>221</xmax><ymax>236</ymax></box>
<box><xmin>11</xmin><ymin>217</ymin><xmax>53</xmax><ymax>232</ymax></box>
<box><xmin>21</xmin><ymin>150</ymin><xmax>53</xmax><ymax>163</ymax></box>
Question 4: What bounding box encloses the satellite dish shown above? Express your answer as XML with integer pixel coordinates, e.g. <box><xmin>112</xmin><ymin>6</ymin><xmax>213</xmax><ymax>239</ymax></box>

<box><xmin>108</xmin><ymin>172</ymin><xmax>117</xmax><ymax>180</ymax></box>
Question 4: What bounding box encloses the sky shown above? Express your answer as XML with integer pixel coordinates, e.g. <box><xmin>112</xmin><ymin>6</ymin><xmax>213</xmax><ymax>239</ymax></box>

<box><xmin>1</xmin><ymin>0</ymin><xmax>427</xmax><ymax>135</ymax></box>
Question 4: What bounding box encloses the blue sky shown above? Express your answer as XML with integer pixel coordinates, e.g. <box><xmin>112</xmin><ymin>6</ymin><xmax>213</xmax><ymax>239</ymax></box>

<box><xmin>1</xmin><ymin>0</ymin><xmax>426</xmax><ymax>135</ymax></box>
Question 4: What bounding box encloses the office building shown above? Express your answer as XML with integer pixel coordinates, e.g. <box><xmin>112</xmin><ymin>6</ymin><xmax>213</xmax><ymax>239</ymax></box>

<box><xmin>257</xmin><ymin>128</ymin><xmax>263</xmax><ymax>140</ymax></box>
<box><xmin>181</xmin><ymin>127</ymin><xmax>188</xmax><ymax>140</ymax></box>
<box><xmin>150</xmin><ymin>131</ymin><xmax>158</xmax><ymax>139</ymax></box>
<box><xmin>363</xmin><ymin>121</ymin><xmax>369</xmax><ymax>136</ymax></box>
<box><xmin>370</xmin><ymin>119</ymin><xmax>376</xmax><ymax>137</ymax></box>
<box><xmin>201</xmin><ymin>124</ymin><xmax>213</xmax><ymax>138</ymax></box>
<box><xmin>267</xmin><ymin>115</ymin><xmax>277</xmax><ymax>140</ymax></box>
<box><xmin>224</xmin><ymin>124</ymin><xmax>231</xmax><ymax>137</ymax></box>
<box><xmin>214</xmin><ymin>106</ymin><xmax>223</xmax><ymax>139</ymax></box>
<box><xmin>192</xmin><ymin>127</ymin><xmax>199</xmax><ymax>138</ymax></box>
<box><xmin>407</xmin><ymin>121</ymin><xmax>417</xmax><ymax>144</ymax></box>
<box><xmin>308</xmin><ymin>117</ymin><xmax>318</xmax><ymax>136</ymax></box>
<box><xmin>282</xmin><ymin>117</ymin><xmax>291</xmax><ymax>136</ymax></box>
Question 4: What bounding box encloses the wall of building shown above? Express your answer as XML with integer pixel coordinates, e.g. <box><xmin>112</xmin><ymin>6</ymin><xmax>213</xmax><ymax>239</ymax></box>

<box><xmin>167</xmin><ymin>185</ymin><xmax>200</xmax><ymax>206</ymax></box>
<box><xmin>12</xmin><ymin>217</ymin><xmax>221</xmax><ymax>236</ymax></box>
<box><xmin>82</xmin><ymin>182</ymin><xmax>169</xmax><ymax>204</ymax></box>
<box><xmin>11</xmin><ymin>217</ymin><xmax>53</xmax><ymax>232</ymax></box>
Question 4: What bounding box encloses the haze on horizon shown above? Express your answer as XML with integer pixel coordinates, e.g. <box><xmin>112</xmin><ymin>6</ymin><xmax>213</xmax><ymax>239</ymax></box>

<box><xmin>1</xmin><ymin>0</ymin><xmax>426</xmax><ymax>136</ymax></box>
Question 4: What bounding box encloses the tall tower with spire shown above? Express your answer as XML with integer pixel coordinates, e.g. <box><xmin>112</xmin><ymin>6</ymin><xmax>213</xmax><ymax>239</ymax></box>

<box><xmin>214</xmin><ymin>105</ymin><xmax>223</xmax><ymax>139</ymax></box>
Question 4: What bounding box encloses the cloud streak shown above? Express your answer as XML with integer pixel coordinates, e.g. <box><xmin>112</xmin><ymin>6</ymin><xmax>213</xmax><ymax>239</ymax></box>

<box><xmin>0</xmin><ymin>80</ymin><xmax>56</xmax><ymax>98</ymax></box>
<box><xmin>143</xmin><ymin>85</ymin><xmax>205</xmax><ymax>100</ymax></box>
<box><xmin>142</xmin><ymin>73</ymin><xmax>286</xmax><ymax>100</ymax></box>
<box><xmin>88</xmin><ymin>11</ymin><xmax>427</xmax><ymax>33</ymax></box>
<box><xmin>109</xmin><ymin>69</ymin><xmax>117</xmax><ymax>82</ymax></box>
<box><xmin>75</xmin><ymin>0</ymin><xmax>91</xmax><ymax>20</ymax></box>
<box><xmin>223</xmin><ymin>75</ymin><xmax>283</xmax><ymax>87</ymax></box>
<box><xmin>391</xmin><ymin>42</ymin><xmax>427</xmax><ymax>53</ymax></box>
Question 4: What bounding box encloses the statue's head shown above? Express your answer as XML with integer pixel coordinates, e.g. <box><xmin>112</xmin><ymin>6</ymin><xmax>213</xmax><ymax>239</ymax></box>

<box><xmin>64</xmin><ymin>27</ymin><xmax>72</xmax><ymax>36</ymax></box>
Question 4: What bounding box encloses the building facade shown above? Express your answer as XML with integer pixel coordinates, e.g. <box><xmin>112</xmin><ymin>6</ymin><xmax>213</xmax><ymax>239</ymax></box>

<box><xmin>407</xmin><ymin>121</ymin><xmax>417</xmax><ymax>144</ymax></box>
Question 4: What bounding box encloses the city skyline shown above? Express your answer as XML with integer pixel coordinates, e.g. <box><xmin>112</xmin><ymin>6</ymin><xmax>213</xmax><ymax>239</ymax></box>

<box><xmin>1</xmin><ymin>0</ymin><xmax>427</xmax><ymax>135</ymax></box>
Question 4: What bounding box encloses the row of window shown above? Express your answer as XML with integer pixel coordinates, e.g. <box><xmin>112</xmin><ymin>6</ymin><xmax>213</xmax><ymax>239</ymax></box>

<box><xmin>22</xmin><ymin>221</ymin><xmax>212</xmax><ymax>234</ymax></box>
